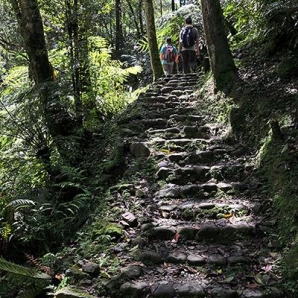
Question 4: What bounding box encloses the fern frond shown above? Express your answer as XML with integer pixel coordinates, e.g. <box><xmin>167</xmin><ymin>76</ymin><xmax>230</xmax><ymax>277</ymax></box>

<box><xmin>265</xmin><ymin>1</ymin><xmax>298</xmax><ymax>18</ymax></box>
<box><xmin>16</xmin><ymin>282</ymin><xmax>53</xmax><ymax>298</ymax></box>
<box><xmin>0</xmin><ymin>257</ymin><xmax>52</xmax><ymax>280</ymax></box>
<box><xmin>6</xmin><ymin>199</ymin><xmax>36</xmax><ymax>210</ymax></box>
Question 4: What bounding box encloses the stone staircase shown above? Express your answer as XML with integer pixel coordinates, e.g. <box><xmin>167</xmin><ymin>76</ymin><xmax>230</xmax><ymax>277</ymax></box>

<box><xmin>103</xmin><ymin>74</ymin><xmax>285</xmax><ymax>298</ymax></box>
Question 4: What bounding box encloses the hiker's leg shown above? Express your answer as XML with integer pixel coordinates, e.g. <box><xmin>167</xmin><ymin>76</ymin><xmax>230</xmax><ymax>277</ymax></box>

<box><xmin>162</xmin><ymin>64</ymin><xmax>170</xmax><ymax>75</ymax></box>
<box><xmin>165</xmin><ymin>64</ymin><xmax>172</xmax><ymax>75</ymax></box>
<box><xmin>181</xmin><ymin>51</ymin><xmax>190</xmax><ymax>74</ymax></box>
<box><xmin>169</xmin><ymin>62</ymin><xmax>174</xmax><ymax>74</ymax></box>
<box><xmin>189</xmin><ymin>51</ymin><xmax>197</xmax><ymax>72</ymax></box>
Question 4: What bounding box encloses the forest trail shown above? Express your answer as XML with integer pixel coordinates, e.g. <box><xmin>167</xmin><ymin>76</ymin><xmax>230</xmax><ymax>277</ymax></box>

<box><xmin>102</xmin><ymin>74</ymin><xmax>285</xmax><ymax>298</ymax></box>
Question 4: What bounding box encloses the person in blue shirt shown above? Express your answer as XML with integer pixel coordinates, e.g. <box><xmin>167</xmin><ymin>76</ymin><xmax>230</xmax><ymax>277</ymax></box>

<box><xmin>159</xmin><ymin>37</ymin><xmax>178</xmax><ymax>76</ymax></box>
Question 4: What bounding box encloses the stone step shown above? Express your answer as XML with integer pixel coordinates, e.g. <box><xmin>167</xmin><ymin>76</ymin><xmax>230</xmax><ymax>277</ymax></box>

<box><xmin>111</xmin><ymin>280</ymin><xmax>284</xmax><ymax>298</ymax></box>
<box><xmin>101</xmin><ymin>73</ymin><xmax>285</xmax><ymax>298</ymax></box>
<box><xmin>151</xmin><ymin>106</ymin><xmax>198</xmax><ymax>118</ymax></box>
<box><xmin>138</xmin><ymin>115</ymin><xmax>207</xmax><ymax>130</ymax></box>
<box><xmin>154</xmin><ymin>145</ymin><xmax>250</xmax><ymax>168</ymax></box>
<box><xmin>170</xmin><ymin>113</ymin><xmax>205</xmax><ymax>123</ymax></box>
<box><xmin>133</xmin><ymin>241</ymin><xmax>253</xmax><ymax>264</ymax></box>
<box><xmin>106</xmin><ymin>261</ymin><xmax>284</xmax><ymax>298</ymax></box>
<box><xmin>144</xmin><ymin>100</ymin><xmax>196</xmax><ymax>110</ymax></box>
<box><xmin>156</xmin><ymin>163</ymin><xmax>253</xmax><ymax>184</ymax></box>
<box><xmin>147</xmin><ymin>125</ymin><xmax>211</xmax><ymax>139</ymax></box>
<box><xmin>155</xmin><ymin>200</ymin><xmax>250</xmax><ymax>221</ymax></box>
<box><xmin>139</xmin><ymin>118</ymin><xmax>169</xmax><ymax>129</ymax></box>
<box><xmin>156</xmin><ymin>181</ymin><xmax>251</xmax><ymax>199</ymax></box>
<box><xmin>141</xmin><ymin>221</ymin><xmax>256</xmax><ymax>242</ymax></box>
<box><xmin>149</xmin><ymin>137</ymin><xmax>211</xmax><ymax>152</ymax></box>
<box><xmin>132</xmin><ymin>114</ymin><xmax>207</xmax><ymax>131</ymax></box>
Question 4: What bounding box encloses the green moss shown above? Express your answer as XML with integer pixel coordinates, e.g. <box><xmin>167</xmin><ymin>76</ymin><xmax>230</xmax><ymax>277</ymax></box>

<box><xmin>257</xmin><ymin>136</ymin><xmax>298</xmax><ymax>279</ymax></box>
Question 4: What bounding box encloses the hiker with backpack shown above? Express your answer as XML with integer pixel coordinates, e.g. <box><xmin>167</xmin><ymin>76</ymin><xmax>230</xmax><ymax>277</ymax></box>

<box><xmin>179</xmin><ymin>17</ymin><xmax>200</xmax><ymax>74</ymax></box>
<box><xmin>159</xmin><ymin>37</ymin><xmax>179</xmax><ymax>76</ymax></box>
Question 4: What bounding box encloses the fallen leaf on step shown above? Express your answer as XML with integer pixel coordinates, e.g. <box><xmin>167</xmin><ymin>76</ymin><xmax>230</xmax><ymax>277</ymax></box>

<box><xmin>172</xmin><ymin>232</ymin><xmax>179</xmax><ymax>243</ymax></box>
<box><xmin>225</xmin><ymin>213</ymin><xmax>233</xmax><ymax>218</ymax></box>
<box><xmin>100</xmin><ymin>271</ymin><xmax>110</xmax><ymax>278</ymax></box>
<box><xmin>183</xmin><ymin>265</ymin><xmax>197</xmax><ymax>274</ymax></box>
<box><xmin>246</xmin><ymin>283</ymin><xmax>261</xmax><ymax>289</ymax></box>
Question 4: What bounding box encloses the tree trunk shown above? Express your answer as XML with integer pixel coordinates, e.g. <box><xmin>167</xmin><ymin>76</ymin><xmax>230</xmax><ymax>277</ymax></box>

<box><xmin>201</xmin><ymin>0</ymin><xmax>237</xmax><ymax>91</ymax></box>
<box><xmin>10</xmin><ymin>0</ymin><xmax>53</xmax><ymax>85</ymax></box>
<box><xmin>115</xmin><ymin>0</ymin><xmax>123</xmax><ymax>58</ymax></box>
<box><xmin>138</xmin><ymin>0</ymin><xmax>144</xmax><ymax>36</ymax></box>
<box><xmin>143</xmin><ymin>0</ymin><xmax>163</xmax><ymax>81</ymax></box>
<box><xmin>65</xmin><ymin>0</ymin><xmax>83</xmax><ymax>123</ymax></box>
<box><xmin>10</xmin><ymin>0</ymin><xmax>78</xmax><ymax>161</ymax></box>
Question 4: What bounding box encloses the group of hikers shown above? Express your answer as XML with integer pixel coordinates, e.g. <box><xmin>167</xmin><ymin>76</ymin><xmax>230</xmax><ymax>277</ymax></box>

<box><xmin>159</xmin><ymin>16</ymin><xmax>200</xmax><ymax>75</ymax></box>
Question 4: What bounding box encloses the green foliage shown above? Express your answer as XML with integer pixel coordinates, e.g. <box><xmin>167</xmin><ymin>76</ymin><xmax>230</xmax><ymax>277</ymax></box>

<box><xmin>222</xmin><ymin>0</ymin><xmax>298</xmax><ymax>51</ymax></box>
<box><xmin>0</xmin><ymin>256</ymin><xmax>52</xmax><ymax>298</ymax></box>
<box><xmin>261</xmin><ymin>1</ymin><xmax>298</xmax><ymax>51</ymax></box>
<box><xmin>222</xmin><ymin>0</ymin><xmax>263</xmax><ymax>46</ymax></box>
<box><xmin>87</xmin><ymin>36</ymin><xmax>142</xmax><ymax>122</ymax></box>
<box><xmin>156</xmin><ymin>15</ymin><xmax>184</xmax><ymax>48</ymax></box>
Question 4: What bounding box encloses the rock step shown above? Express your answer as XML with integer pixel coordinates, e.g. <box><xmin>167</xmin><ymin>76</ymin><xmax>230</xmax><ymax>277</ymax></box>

<box><xmin>150</xmin><ymin>136</ymin><xmax>242</xmax><ymax>151</ymax></box>
<box><xmin>106</xmin><ymin>268</ymin><xmax>284</xmax><ymax>298</ymax></box>
<box><xmin>136</xmin><ymin>250</ymin><xmax>251</xmax><ymax>266</ymax></box>
<box><xmin>144</xmin><ymin>103</ymin><xmax>197</xmax><ymax>114</ymax></box>
<box><xmin>147</xmin><ymin>125</ymin><xmax>212</xmax><ymax>139</ymax></box>
<box><xmin>158</xmin><ymin>148</ymin><xmax>249</xmax><ymax>166</ymax></box>
<box><xmin>116</xmin><ymin>282</ymin><xmax>283</xmax><ymax>298</ymax></box>
<box><xmin>138</xmin><ymin>118</ymin><xmax>169</xmax><ymax>129</ymax></box>
<box><xmin>107</xmin><ymin>235</ymin><xmax>282</xmax><ymax>297</ymax></box>
<box><xmin>103</xmin><ymin>73</ymin><xmax>285</xmax><ymax>298</ymax></box>
<box><xmin>170</xmin><ymin>113</ymin><xmax>206</xmax><ymax>123</ymax></box>
<box><xmin>141</xmin><ymin>221</ymin><xmax>256</xmax><ymax>242</ymax></box>
<box><xmin>156</xmin><ymin>182</ymin><xmax>253</xmax><ymax>199</ymax></box>
<box><xmin>139</xmin><ymin>92</ymin><xmax>197</xmax><ymax>104</ymax></box>
<box><xmin>149</xmin><ymin>137</ymin><xmax>211</xmax><ymax>152</ymax></box>
<box><xmin>147</xmin><ymin>107</ymin><xmax>198</xmax><ymax>118</ymax></box>
<box><xmin>152</xmin><ymin>201</ymin><xmax>251</xmax><ymax>221</ymax></box>
<box><xmin>141</xmin><ymin>94</ymin><xmax>197</xmax><ymax>104</ymax></box>
<box><xmin>137</xmin><ymin>114</ymin><xmax>208</xmax><ymax>130</ymax></box>
<box><xmin>156</xmin><ymin>163</ymin><xmax>253</xmax><ymax>184</ymax></box>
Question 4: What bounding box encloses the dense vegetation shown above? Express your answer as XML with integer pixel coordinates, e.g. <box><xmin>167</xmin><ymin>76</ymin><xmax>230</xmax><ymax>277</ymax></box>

<box><xmin>0</xmin><ymin>0</ymin><xmax>297</xmax><ymax>297</ymax></box>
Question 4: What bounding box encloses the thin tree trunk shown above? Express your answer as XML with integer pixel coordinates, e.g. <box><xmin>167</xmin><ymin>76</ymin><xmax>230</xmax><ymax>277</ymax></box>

<box><xmin>115</xmin><ymin>0</ymin><xmax>122</xmax><ymax>58</ymax></box>
<box><xmin>10</xmin><ymin>0</ymin><xmax>53</xmax><ymax>85</ymax></box>
<box><xmin>201</xmin><ymin>0</ymin><xmax>237</xmax><ymax>90</ymax></box>
<box><xmin>65</xmin><ymin>0</ymin><xmax>83</xmax><ymax>123</ymax></box>
<box><xmin>126</xmin><ymin>0</ymin><xmax>141</xmax><ymax>38</ymax></box>
<box><xmin>143</xmin><ymin>0</ymin><xmax>163</xmax><ymax>81</ymax></box>
<box><xmin>138</xmin><ymin>0</ymin><xmax>144</xmax><ymax>36</ymax></box>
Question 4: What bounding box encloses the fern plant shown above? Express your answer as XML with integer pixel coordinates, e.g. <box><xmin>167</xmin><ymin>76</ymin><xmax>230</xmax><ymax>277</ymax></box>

<box><xmin>0</xmin><ymin>256</ymin><xmax>53</xmax><ymax>298</ymax></box>
<box><xmin>87</xmin><ymin>36</ymin><xmax>142</xmax><ymax>129</ymax></box>
<box><xmin>262</xmin><ymin>1</ymin><xmax>298</xmax><ymax>50</ymax></box>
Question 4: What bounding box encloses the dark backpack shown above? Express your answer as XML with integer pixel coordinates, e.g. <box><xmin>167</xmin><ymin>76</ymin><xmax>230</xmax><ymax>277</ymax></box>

<box><xmin>181</xmin><ymin>27</ymin><xmax>195</xmax><ymax>48</ymax></box>
<box><xmin>164</xmin><ymin>45</ymin><xmax>175</xmax><ymax>62</ymax></box>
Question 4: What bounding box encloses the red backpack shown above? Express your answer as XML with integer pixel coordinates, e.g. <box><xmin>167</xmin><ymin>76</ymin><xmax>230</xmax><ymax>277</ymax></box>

<box><xmin>164</xmin><ymin>45</ymin><xmax>175</xmax><ymax>63</ymax></box>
